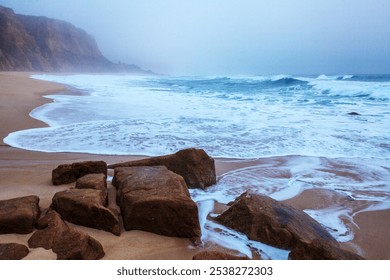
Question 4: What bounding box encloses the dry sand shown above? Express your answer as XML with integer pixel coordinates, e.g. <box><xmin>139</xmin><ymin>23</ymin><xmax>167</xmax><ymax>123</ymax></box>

<box><xmin>0</xmin><ymin>72</ymin><xmax>389</xmax><ymax>260</ymax></box>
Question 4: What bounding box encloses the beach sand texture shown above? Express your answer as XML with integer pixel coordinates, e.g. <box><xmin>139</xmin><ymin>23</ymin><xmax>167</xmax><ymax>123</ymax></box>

<box><xmin>0</xmin><ymin>72</ymin><xmax>389</xmax><ymax>259</ymax></box>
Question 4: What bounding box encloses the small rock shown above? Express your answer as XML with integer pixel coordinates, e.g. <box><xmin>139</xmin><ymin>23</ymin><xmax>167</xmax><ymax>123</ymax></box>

<box><xmin>0</xmin><ymin>243</ymin><xmax>29</xmax><ymax>260</ymax></box>
<box><xmin>75</xmin><ymin>173</ymin><xmax>107</xmax><ymax>191</ymax></box>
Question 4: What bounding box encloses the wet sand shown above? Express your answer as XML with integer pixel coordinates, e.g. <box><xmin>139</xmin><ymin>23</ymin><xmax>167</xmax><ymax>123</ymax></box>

<box><xmin>0</xmin><ymin>72</ymin><xmax>389</xmax><ymax>259</ymax></box>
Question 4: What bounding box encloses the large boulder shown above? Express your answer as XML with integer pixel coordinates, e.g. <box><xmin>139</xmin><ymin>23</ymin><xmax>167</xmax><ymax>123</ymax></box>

<box><xmin>52</xmin><ymin>160</ymin><xmax>107</xmax><ymax>185</ymax></box>
<box><xmin>216</xmin><ymin>191</ymin><xmax>338</xmax><ymax>250</ymax></box>
<box><xmin>51</xmin><ymin>188</ymin><xmax>120</xmax><ymax>236</ymax></box>
<box><xmin>289</xmin><ymin>239</ymin><xmax>365</xmax><ymax>260</ymax></box>
<box><xmin>109</xmin><ymin>148</ymin><xmax>216</xmax><ymax>189</ymax></box>
<box><xmin>0</xmin><ymin>243</ymin><xmax>29</xmax><ymax>260</ymax></box>
<box><xmin>0</xmin><ymin>195</ymin><xmax>40</xmax><ymax>234</ymax></box>
<box><xmin>113</xmin><ymin>166</ymin><xmax>201</xmax><ymax>238</ymax></box>
<box><xmin>28</xmin><ymin>210</ymin><xmax>105</xmax><ymax>260</ymax></box>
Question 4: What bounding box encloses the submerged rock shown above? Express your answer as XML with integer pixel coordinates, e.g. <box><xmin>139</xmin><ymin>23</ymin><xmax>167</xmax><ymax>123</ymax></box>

<box><xmin>51</xmin><ymin>188</ymin><xmax>120</xmax><ymax>235</ymax></box>
<box><xmin>289</xmin><ymin>239</ymin><xmax>365</xmax><ymax>260</ymax></box>
<box><xmin>0</xmin><ymin>243</ymin><xmax>29</xmax><ymax>260</ymax></box>
<box><xmin>28</xmin><ymin>210</ymin><xmax>105</xmax><ymax>260</ymax></box>
<box><xmin>216</xmin><ymin>191</ymin><xmax>338</xmax><ymax>250</ymax></box>
<box><xmin>0</xmin><ymin>195</ymin><xmax>40</xmax><ymax>234</ymax></box>
<box><xmin>109</xmin><ymin>148</ymin><xmax>216</xmax><ymax>189</ymax></box>
<box><xmin>113</xmin><ymin>166</ymin><xmax>201</xmax><ymax>238</ymax></box>
<box><xmin>52</xmin><ymin>160</ymin><xmax>107</xmax><ymax>185</ymax></box>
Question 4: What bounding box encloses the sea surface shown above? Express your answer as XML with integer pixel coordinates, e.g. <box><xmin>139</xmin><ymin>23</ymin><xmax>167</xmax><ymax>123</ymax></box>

<box><xmin>4</xmin><ymin>74</ymin><xmax>390</xmax><ymax>259</ymax></box>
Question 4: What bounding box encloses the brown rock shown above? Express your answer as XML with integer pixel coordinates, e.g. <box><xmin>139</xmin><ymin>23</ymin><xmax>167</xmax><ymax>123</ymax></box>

<box><xmin>28</xmin><ymin>210</ymin><xmax>105</xmax><ymax>260</ymax></box>
<box><xmin>114</xmin><ymin>166</ymin><xmax>201</xmax><ymax>238</ymax></box>
<box><xmin>51</xmin><ymin>188</ymin><xmax>120</xmax><ymax>235</ymax></box>
<box><xmin>216</xmin><ymin>191</ymin><xmax>338</xmax><ymax>250</ymax></box>
<box><xmin>192</xmin><ymin>250</ymin><xmax>250</xmax><ymax>260</ymax></box>
<box><xmin>0</xmin><ymin>243</ymin><xmax>29</xmax><ymax>260</ymax></box>
<box><xmin>52</xmin><ymin>160</ymin><xmax>107</xmax><ymax>185</ymax></box>
<box><xmin>75</xmin><ymin>173</ymin><xmax>107</xmax><ymax>191</ymax></box>
<box><xmin>289</xmin><ymin>239</ymin><xmax>365</xmax><ymax>260</ymax></box>
<box><xmin>109</xmin><ymin>148</ymin><xmax>216</xmax><ymax>189</ymax></box>
<box><xmin>0</xmin><ymin>195</ymin><xmax>40</xmax><ymax>234</ymax></box>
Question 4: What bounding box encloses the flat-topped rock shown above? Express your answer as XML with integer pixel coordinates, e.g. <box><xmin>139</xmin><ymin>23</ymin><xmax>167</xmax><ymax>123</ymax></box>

<box><xmin>289</xmin><ymin>239</ymin><xmax>365</xmax><ymax>260</ymax></box>
<box><xmin>113</xmin><ymin>166</ymin><xmax>200</xmax><ymax>238</ymax></box>
<box><xmin>52</xmin><ymin>160</ymin><xmax>107</xmax><ymax>185</ymax></box>
<box><xmin>51</xmin><ymin>188</ymin><xmax>120</xmax><ymax>235</ymax></box>
<box><xmin>28</xmin><ymin>210</ymin><xmax>105</xmax><ymax>260</ymax></box>
<box><xmin>109</xmin><ymin>148</ymin><xmax>216</xmax><ymax>189</ymax></box>
<box><xmin>216</xmin><ymin>191</ymin><xmax>338</xmax><ymax>250</ymax></box>
<box><xmin>0</xmin><ymin>195</ymin><xmax>40</xmax><ymax>234</ymax></box>
<box><xmin>0</xmin><ymin>243</ymin><xmax>29</xmax><ymax>260</ymax></box>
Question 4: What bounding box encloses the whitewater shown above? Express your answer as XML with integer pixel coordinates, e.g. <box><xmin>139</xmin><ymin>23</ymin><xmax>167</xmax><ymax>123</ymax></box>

<box><xmin>4</xmin><ymin>73</ymin><xmax>390</xmax><ymax>259</ymax></box>
<box><xmin>4</xmin><ymin>74</ymin><xmax>390</xmax><ymax>159</ymax></box>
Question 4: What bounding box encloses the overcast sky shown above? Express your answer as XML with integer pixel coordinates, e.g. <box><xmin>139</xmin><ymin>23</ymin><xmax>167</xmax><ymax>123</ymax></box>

<box><xmin>1</xmin><ymin>0</ymin><xmax>390</xmax><ymax>75</ymax></box>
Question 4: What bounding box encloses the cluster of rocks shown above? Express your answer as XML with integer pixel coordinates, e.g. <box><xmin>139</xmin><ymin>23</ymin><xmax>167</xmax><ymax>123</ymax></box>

<box><xmin>0</xmin><ymin>148</ymin><xmax>364</xmax><ymax>260</ymax></box>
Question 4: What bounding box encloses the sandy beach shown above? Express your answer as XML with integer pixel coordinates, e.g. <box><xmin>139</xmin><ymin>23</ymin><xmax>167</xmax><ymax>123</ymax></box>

<box><xmin>0</xmin><ymin>72</ymin><xmax>389</xmax><ymax>260</ymax></box>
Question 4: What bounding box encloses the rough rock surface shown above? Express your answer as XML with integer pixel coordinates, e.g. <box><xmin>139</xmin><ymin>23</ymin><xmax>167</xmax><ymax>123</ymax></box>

<box><xmin>51</xmin><ymin>188</ymin><xmax>120</xmax><ymax>235</ymax></box>
<box><xmin>0</xmin><ymin>6</ymin><xmax>146</xmax><ymax>72</ymax></box>
<box><xmin>28</xmin><ymin>210</ymin><xmax>105</xmax><ymax>260</ymax></box>
<box><xmin>0</xmin><ymin>243</ymin><xmax>29</xmax><ymax>260</ymax></box>
<box><xmin>113</xmin><ymin>166</ymin><xmax>201</xmax><ymax>238</ymax></box>
<box><xmin>109</xmin><ymin>148</ymin><xmax>216</xmax><ymax>189</ymax></box>
<box><xmin>75</xmin><ymin>173</ymin><xmax>107</xmax><ymax>191</ymax></box>
<box><xmin>52</xmin><ymin>160</ymin><xmax>107</xmax><ymax>185</ymax></box>
<box><xmin>289</xmin><ymin>239</ymin><xmax>365</xmax><ymax>260</ymax></box>
<box><xmin>192</xmin><ymin>250</ymin><xmax>250</xmax><ymax>260</ymax></box>
<box><xmin>216</xmin><ymin>191</ymin><xmax>338</xmax><ymax>250</ymax></box>
<box><xmin>0</xmin><ymin>195</ymin><xmax>40</xmax><ymax>234</ymax></box>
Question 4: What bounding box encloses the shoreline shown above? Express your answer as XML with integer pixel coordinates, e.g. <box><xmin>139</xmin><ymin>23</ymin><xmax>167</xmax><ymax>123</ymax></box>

<box><xmin>1</xmin><ymin>72</ymin><xmax>389</xmax><ymax>260</ymax></box>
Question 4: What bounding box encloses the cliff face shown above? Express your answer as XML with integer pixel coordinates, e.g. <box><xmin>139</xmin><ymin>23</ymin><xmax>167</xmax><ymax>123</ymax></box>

<box><xmin>0</xmin><ymin>6</ymin><xmax>144</xmax><ymax>72</ymax></box>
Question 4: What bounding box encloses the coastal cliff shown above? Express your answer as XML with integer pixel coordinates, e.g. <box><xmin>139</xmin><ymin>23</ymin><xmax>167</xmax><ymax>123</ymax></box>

<box><xmin>0</xmin><ymin>6</ymin><xmax>146</xmax><ymax>72</ymax></box>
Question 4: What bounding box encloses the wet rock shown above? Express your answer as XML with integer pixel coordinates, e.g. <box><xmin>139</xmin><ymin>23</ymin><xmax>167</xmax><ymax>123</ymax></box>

<box><xmin>0</xmin><ymin>195</ymin><xmax>40</xmax><ymax>234</ymax></box>
<box><xmin>113</xmin><ymin>166</ymin><xmax>201</xmax><ymax>238</ymax></box>
<box><xmin>289</xmin><ymin>239</ymin><xmax>365</xmax><ymax>260</ymax></box>
<box><xmin>216</xmin><ymin>191</ymin><xmax>338</xmax><ymax>250</ymax></box>
<box><xmin>51</xmin><ymin>188</ymin><xmax>120</xmax><ymax>235</ymax></box>
<box><xmin>28</xmin><ymin>210</ymin><xmax>105</xmax><ymax>260</ymax></box>
<box><xmin>192</xmin><ymin>250</ymin><xmax>250</xmax><ymax>260</ymax></box>
<box><xmin>348</xmin><ymin>112</ymin><xmax>361</xmax><ymax>116</ymax></box>
<box><xmin>109</xmin><ymin>148</ymin><xmax>216</xmax><ymax>189</ymax></box>
<box><xmin>52</xmin><ymin>160</ymin><xmax>107</xmax><ymax>185</ymax></box>
<box><xmin>0</xmin><ymin>243</ymin><xmax>29</xmax><ymax>260</ymax></box>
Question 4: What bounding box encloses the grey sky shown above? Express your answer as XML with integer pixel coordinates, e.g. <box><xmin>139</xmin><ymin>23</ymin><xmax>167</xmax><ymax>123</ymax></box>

<box><xmin>1</xmin><ymin>0</ymin><xmax>389</xmax><ymax>75</ymax></box>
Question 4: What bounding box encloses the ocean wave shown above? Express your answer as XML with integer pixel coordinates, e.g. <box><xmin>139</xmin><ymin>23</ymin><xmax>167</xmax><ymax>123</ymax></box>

<box><xmin>316</xmin><ymin>74</ymin><xmax>355</xmax><ymax>80</ymax></box>
<box><xmin>150</xmin><ymin>75</ymin><xmax>309</xmax><ymax>95</ymax></box>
